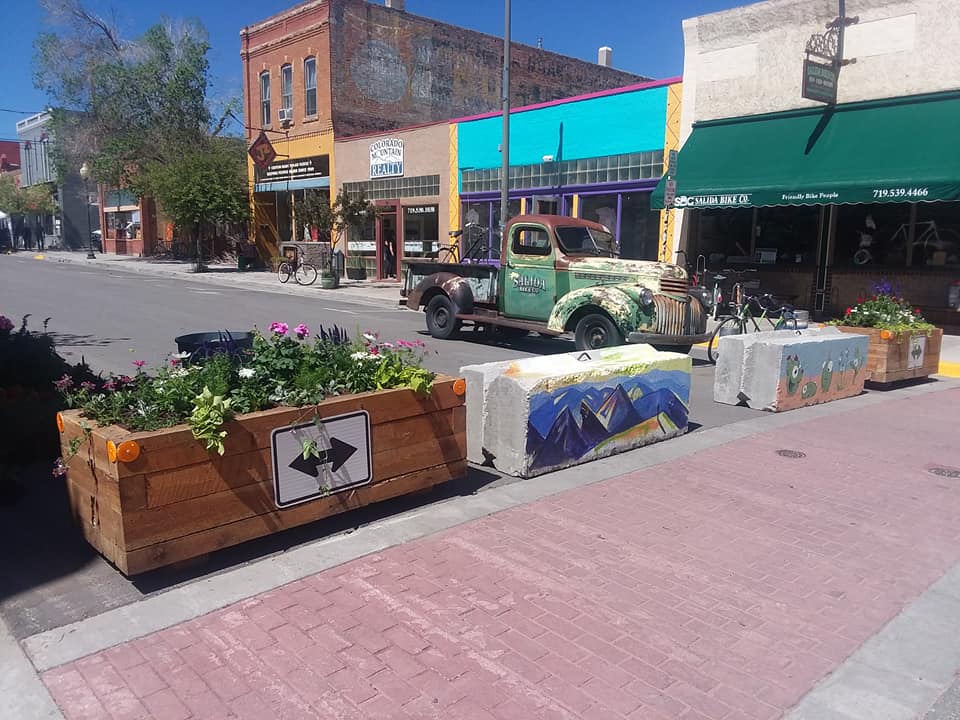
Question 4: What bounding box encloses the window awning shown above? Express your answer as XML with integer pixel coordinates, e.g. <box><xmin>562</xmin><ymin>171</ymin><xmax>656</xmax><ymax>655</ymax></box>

<box><xmin>652</xmin><ymin>91</ymin><xmax>960</xmax><ymax>209</ymax></box>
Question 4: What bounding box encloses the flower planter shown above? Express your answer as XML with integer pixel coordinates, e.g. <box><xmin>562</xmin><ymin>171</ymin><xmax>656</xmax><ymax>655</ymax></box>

<box><xmin>835</xmin><ymin>326</ymin><xmax>942</xmax><ymax>384</ymax></box>
<box><xmin>346</xmin><ymin>266</ymin><xmax>366</xmax><ymax>280</ymax></box>
<box><xmin>58</xmin><ymin>376</ymin><xmax>466</xmax><ymax>575</ymax></box>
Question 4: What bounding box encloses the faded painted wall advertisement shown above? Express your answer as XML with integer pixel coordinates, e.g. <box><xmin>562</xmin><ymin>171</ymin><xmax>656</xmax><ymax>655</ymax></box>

<box><xmin>370</xmin><ymin>138</ymin><xmax>404</xmax><ymax>179</ymax></box>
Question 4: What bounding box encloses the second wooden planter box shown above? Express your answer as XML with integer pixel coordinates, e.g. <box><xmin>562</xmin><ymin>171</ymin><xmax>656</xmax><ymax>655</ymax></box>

<box><xmin>59</xmin><ymin>377</ymin><xmax>466</xmax><ymax>575</ymax></box>
<box><xmin>835</xmin><ymin>326</ymin><xmax>943</xmax><ymax>384</ymax></box>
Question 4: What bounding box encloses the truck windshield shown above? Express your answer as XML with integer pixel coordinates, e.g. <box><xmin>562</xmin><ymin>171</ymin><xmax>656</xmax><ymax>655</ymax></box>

<box><xmin>555</xmin><ymin>226</ymin><xmax>618</xmax><ymax>257</ymax></box>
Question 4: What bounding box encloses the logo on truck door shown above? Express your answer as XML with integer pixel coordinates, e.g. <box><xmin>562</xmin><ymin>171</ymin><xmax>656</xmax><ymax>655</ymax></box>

<box><xmin>512</xmin><ymin>273</ymin><xmax>547</xmax><ymax>294</ymax></box>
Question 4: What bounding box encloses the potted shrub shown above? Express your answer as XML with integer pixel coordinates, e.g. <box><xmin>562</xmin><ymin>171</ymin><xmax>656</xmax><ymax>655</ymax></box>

<box><xmin>832</xmin><ymin>279</ymin><xmax>942</xmax><ymax>384</ymax></box>
<box><xmin>55</xmin><ymin>324</ymin><xmax>466</xmax><ymax>574</ymax></box>
<box><xmin>345</xmin><ymin>254</ymin><xmax>367</xmax><ymax>280</ymax></box>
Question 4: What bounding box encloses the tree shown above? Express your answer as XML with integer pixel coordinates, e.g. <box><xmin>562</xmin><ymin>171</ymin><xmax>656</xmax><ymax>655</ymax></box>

<box><xmin>136</xmin><ymin>136</ymin><xmax>249</xmax><ymax>268</ymax></box>
<box><xmin>298</xmin><ymin>188</ymin><xmax>376</xmax><ymax>252</ymax></box>
<box><xmin>34</xmin><ymin>1</ymin><xmax>214</xmax><ymax>189</ymax></box>
<box><xmin>0</xmin><ymin>176</ymin><xmax>58</xmax><ymax>246</ymax></box>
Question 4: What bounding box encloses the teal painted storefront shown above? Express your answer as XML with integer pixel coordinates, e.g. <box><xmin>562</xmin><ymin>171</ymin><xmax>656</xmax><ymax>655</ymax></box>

<box><xmin>457</xmin><ymin>83</ymin><xmax>669</xmax><ymax>171</ymax></box>
<box><xmin>454</xmin><ymin>79</ymin><xmax>677</xmax><ymax>261</ymax></box>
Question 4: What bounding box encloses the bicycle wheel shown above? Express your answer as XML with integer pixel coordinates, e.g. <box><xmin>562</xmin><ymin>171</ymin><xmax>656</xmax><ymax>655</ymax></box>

<box><xmin>707</xmin><ymin>316</ymin><xmax>745</xmax><ymax>364</ymax></box>
<box><xmin>295</xmin><ymin>262</ymin><xmax>318</xmax><ymax>286</ymax></box>
<box><xmin>437</xmin><ymin>246</ymin><xmax>458</xmax><ymax>264</ymax></box>
<box><xmin>773</xmin><ymin>310</ymin><xmax>797</xmax><ymax>332</ymax></box>
<box><xmin>277</xmin><ymin>262</ymin><xmax>293</xmax><ymax>283</ymax></box>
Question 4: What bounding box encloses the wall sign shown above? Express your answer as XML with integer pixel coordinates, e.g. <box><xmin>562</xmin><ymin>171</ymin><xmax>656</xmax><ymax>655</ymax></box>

<box><xmin>370</xmin><ymin>138</ymin><xmax>404</xmax><ymax>179</ymax></box>
<box><xmin>405</xmin><ymin>205</ymin><xmax>436</xmax><ymax>215</ymax></box>
<box><xmin>256</xmin><ymin>154</ymin><xmax>330</xmax><ymax>183</ymax></box>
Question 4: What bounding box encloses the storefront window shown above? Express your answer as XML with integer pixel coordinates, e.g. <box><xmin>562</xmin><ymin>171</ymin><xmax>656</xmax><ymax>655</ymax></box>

<box><xmin>755</xmin><ymin>205</ymin><xmax>820</xmax><ymax>265</ymax></box>
<box><xmin>347</xmin><ymin>215</ymin><xmax>376</xmax><ymax>256</ymax></box>
<box><xmin>578</xmin><ymin>192</ymin><xmax>659</xmax><ymax>260</ymax></box>
<box><xmin>694</xmin><ymin>208</ymin><xmax>754</xmax><ymax>267</ymax></box>
<box><xmin>835</xmin><ymin>203</ymin><xmax>913</xmax><ymax>268</ymax></box>
<box><xmin>920</xmin><ymin>202</ymin><xmax>960</xmax><ymax>267</ymax></box>
<box><xmin>402</xmin><ymin>205</ymin><xmax>439</xmax><ymax>258</ymax></box>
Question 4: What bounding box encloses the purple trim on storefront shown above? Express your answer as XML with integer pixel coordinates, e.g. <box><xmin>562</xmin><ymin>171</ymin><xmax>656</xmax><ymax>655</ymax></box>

<box><xmin>450</xmin><ymin>76</ymin><xmax>683</xmax><ymax>124</ymax></box>
<box><xmin>460</xmin><ymin>178</ymin><xmax>660</xmax><ymax>201</ymax></box>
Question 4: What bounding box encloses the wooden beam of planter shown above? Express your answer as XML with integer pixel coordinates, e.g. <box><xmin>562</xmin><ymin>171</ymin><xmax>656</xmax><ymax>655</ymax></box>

<box><xmin>835</xmin><ymin>327</ymin><xmax>943</xmax><ymax>384</ymax></box>
<box><xmin>58</xmin><ymin>376</ymin><xmax>467</xmax><ymax>575</ymax></box>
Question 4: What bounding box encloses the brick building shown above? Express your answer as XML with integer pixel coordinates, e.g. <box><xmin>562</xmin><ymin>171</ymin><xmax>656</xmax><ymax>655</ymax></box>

<box><xmin>240</xmin><ymin>0</ymin><xmax>647</xmax><ymax>259</ymax></box>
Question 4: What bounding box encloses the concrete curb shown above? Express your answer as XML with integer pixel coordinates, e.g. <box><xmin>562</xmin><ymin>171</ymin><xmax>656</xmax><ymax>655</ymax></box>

<box><xmin>0</xmin><ymin>620</ymin><xmax>62</xmax><ymax>719</ymax></box>
<box><xmin>8</xmin><ymin>252</ymin><xmax>405</xmax><ymax>311</ymax></box>
<box><xmin>20</xmin><ymin>376</ymin><xmax>960</xmax><ymax>674</ymax></box>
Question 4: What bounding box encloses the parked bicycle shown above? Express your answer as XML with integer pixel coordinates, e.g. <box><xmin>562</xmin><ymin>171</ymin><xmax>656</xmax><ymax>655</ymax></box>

<box><xmin>277</xmin><ymin>247</ymin><xmax>318</xmax><ymax>285</ymax></box>
<box><xmin>854</xmin><ymin>219</ymin><xmax>960</xmax><ymax>265</ymax></box>
<box><xmin>706</xmin><ymin>289</ymin><xmax>797</xmax><ymax>364</ymax></box>
<box><xmin>437</xmin><ymin>222</ymin><xmax>499</xmax><ymax>263</ymax></box>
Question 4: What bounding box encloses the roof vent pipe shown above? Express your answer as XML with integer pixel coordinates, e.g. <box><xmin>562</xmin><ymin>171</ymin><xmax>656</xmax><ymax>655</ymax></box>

<box><xmin>385</xmin><ymin>0</ymin><xmax>405</xmax><ymax>9</ymax></box>
<box><xmin>598</xmin><ymin>46</ymin><xmax>613</xmax><ymax>67</ymax></box>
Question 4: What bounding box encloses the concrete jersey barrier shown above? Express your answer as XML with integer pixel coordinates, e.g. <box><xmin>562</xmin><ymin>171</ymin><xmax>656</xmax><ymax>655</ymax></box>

<box><xmin>714</xmin><ymin>327</ymin><xmax>870</xmax><ymax>411</ymax></box>
<box><xmin>462</xmin><ymin>345</ymin><xmax>692</xmax><ymax>478</ymax></box>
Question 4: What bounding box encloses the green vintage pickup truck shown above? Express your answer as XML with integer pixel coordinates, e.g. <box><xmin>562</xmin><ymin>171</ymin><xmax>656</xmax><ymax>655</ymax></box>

<box><xmin>402</xmin><ymin>214</ymin><xmax>712</xmax><ymax>352</ymax></box>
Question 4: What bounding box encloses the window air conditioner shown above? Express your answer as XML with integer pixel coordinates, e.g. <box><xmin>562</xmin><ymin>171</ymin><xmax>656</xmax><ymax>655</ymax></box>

<box><xmin>278</xmin><ymin>108</ymin><xmax>293</xmax><ymax>124</ymax></box>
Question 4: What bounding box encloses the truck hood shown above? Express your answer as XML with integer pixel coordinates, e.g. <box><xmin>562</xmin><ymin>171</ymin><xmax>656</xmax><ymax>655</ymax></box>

<box><xmin>566</xmin><ymin>257</ymin><xmax>688</xmax><ymax>284</ymax></box>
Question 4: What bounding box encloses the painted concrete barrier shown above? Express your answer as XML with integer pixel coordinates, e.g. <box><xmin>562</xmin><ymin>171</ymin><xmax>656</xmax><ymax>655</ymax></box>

<box><xmin>714</xmin><ymin>327</ymin><xmax>870</xmax><ymax>411</ymax></box>
<box><xmin>462</xmin><ymin>345</ymin><xmax>692</xmax><ymax>478</ymax></box>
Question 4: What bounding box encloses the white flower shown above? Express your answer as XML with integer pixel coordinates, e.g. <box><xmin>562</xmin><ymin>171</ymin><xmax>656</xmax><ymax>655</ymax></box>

<box><xmin>238</xmin><ymin>367</ymin><xmax>255</xmax><ymax>379</ymax></box>
<box><xmin>362</xmin><ymin>332</ymin><xmax>378</xmax><ymax>343</ymax></box>
<box><xmin>170</xmin><ymin>352</ymin><xmax>191</xmax><ymax>360</ymax></box>
<box><xmin>351</xmin><ymin>351</ymin><xmax>381</xmax><ymax>361</ymax></box>
<box><xmin>171</xmin><ymin>367</ymin><xmax>189</xmax><ymax>378</ymax></box>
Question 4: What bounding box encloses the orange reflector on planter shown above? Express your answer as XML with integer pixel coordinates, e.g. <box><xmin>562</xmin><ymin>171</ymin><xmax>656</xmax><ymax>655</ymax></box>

<box><xmin>56</xmin><ymin>412</ymin><xmax>64</xmax><ymax>433</ymax></box>
<box><xmin>880</xmin><ymin>329</ymin><xmax>893</xmax><ymax>340</ymax></box>
<box><xmin>106</xmin><ymin>441</ymin><xmax>118</xmax><ymax>463</ymax></box>
<box><xmin>117</xmin><ymin>441</ymin><xmax>141</xmax><ymax>463</ymax></box>
<box><xmin>452</xmin><ymin>378</ymin><xmax>466</xmax><ymax>396</ymax></box>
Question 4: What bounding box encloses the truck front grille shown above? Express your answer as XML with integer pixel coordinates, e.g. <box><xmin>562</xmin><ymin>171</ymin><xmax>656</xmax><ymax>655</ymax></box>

<box><xmin>653</xmin><ymin>295</ymin><xmax>687</xmax><ymax>336</ymax></box>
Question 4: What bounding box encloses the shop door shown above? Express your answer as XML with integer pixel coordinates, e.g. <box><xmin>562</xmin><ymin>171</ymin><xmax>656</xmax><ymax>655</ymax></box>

<box><xmin>376</xmin><ymin>210</ymin><xmax>399</xmax><ymax>280</ymax></box>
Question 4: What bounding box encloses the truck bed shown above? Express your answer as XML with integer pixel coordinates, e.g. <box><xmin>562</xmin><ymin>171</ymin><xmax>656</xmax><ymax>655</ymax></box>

<box><xmin>403</xmin><ymin>260</ymin><xmax>500</xmax><ymax>305</ymax></box>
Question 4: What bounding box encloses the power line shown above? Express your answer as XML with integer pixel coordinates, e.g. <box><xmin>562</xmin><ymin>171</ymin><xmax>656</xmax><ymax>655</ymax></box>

<box><xmin>0</xmin><ymin>108</ymin><xmax>46</xmax><ymax>115</ymax></box>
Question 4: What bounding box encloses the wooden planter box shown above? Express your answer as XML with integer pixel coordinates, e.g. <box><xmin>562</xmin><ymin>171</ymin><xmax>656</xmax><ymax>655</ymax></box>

<box><xmin>835</xmin><ymin>326</ymin><xmax>943</xmax><ymax>384</ymax></box>
<box><xmin>59</xmin><ymin>377</ymin><xmax>466</xmax><ymax>575</ymax></box>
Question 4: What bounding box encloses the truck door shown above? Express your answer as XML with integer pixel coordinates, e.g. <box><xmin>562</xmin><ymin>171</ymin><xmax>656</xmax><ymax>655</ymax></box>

<box><xmin>502</xmin><ymin>223</ymin><xmax>557</xmax><ymax>321</ymax></box>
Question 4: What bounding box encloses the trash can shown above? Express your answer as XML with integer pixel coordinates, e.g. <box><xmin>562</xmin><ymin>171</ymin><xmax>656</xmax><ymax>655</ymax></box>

<box><xmin>333</xmin><ymin>249</ymin><xmax>345</xmax><ymax>278</ymax></box>
<box><xmin>174</xmin><ymin>331</ymin><xmax>254</xmax><ymax>362</ymax></box>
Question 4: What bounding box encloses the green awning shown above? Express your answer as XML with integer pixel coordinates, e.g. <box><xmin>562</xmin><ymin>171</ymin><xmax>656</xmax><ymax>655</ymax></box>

<box><xmin>652</xmin><ymin>91</ymin><xmax>960</xmax><ymax>209</ymax></box>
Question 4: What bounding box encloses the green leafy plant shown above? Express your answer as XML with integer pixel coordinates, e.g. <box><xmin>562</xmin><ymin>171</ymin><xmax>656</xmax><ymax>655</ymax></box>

<box><xmin>830</xmin><ymin>278</ymin><xmax>936</xmax><ymax>337</ymax></box>
<box><xmin>58</xmin><ymin>323</ymin><xmax>435</xmax><ymax>456</ymax></box>
<box><xmin>188</xmin><ymin>387</ymin><xmax>233</xmax><ymax>455</ymax></box>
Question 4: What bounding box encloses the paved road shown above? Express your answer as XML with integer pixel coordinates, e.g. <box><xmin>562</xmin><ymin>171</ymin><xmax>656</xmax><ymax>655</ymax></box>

<box><xmin>1</xmin><ymin>254</ymin><xmax>761</xmax><ymax>432</ymax></box>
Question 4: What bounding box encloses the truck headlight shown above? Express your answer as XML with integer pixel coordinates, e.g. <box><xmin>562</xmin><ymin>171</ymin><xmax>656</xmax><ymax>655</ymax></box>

<box><xmin>639</xmin><ymin>287</ymin><xmax>655</xmax><ymax>306</ymax></box>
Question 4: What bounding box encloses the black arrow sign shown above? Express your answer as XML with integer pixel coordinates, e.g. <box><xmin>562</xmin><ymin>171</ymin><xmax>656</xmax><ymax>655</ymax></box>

<box><xmin>288</xmin><ymin>437</ymin><xmax>357</xmax><ymax>477</ymax></box>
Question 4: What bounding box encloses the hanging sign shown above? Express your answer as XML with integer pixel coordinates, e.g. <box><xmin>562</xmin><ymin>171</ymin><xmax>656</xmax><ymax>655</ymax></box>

<box><xmin>802</xmin><ymin>59</ymin><xmax>838</xmax><ymax>104</ymax></box>
<box><xmin>248</xmin><ymin>131</ymin><xmax>277</xmax><ymax>171</ymax></box>
<box><xmin>370</xmin><ymin>138</ymin><xmax>404</xmax><ymax>179</ymax></box>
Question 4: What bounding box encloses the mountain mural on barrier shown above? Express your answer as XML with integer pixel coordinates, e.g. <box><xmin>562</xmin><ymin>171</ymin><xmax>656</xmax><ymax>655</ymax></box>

<box><xmin>526</xmin><ymin>369</ymin><xmax>690</xmax><ymax>472</ymax></box>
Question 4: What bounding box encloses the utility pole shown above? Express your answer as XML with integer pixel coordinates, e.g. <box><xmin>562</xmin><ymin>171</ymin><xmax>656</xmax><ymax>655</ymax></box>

<box><xmin>500</xmin><ymin>0</ymin><xmax>511</xmax><ymax>236</ymax></box>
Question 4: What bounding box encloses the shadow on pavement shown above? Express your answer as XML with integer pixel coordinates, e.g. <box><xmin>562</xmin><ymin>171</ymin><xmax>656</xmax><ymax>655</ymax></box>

<box><xmin>47</xmin><ymin>332</ymin><xmax>132</xmax><ymax>349</ymax></box>
<box><xmin>0</xmin><ymin>460</ymin><xmax>505</xmax><ymax>640</ymax></box>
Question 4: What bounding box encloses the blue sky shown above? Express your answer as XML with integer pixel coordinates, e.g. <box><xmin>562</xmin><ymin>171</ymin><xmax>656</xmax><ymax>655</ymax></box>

<box><xmin>1</xmin><ymin>0</ymin><xmax>743</xmax><ymax>142</ymax></box>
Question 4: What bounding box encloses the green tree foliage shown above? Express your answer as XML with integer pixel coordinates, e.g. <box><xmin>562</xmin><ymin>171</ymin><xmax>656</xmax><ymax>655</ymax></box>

<box><xmin>298</xmin><ymin>188</ymin><xmax>376</xmax><ymax>248</ymax></box>
<box><xmin>0</xmin><ymin>176</ymin><xmax>57</xmax><ymax>217</ymax></box>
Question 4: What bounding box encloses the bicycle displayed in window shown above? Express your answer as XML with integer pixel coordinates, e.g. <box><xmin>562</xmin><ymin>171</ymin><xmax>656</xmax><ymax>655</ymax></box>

<box><xmin>853</xmin><ymin>219</ymin><xmax>960</xmax><ymax>265</ymax></box>
<box><xmin>706</xmin><ymin>289</ymin><xmax>797</xmax><ymax>364</ymax></box>
<box><xmin>277</xmin><ymin>247</ymin><xmax>318</xmax><ymax>285</ymax></box>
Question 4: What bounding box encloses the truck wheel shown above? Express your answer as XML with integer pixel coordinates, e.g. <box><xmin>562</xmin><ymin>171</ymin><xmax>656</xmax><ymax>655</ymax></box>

<box><xmin>425</xmin><ymin>295</ymin><xmax>460</xmax><ymax>339</ymax></box>
<box><xmin>574</xmin><ymin>313</ymin><xmax>622</xmax><ymax>350</ymax></box>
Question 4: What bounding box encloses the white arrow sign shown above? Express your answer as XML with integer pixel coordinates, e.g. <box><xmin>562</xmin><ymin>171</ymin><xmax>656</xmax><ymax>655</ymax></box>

<box><xmin>271</xmin><ymin>410</ymin><xmax>372</xmax><ymax>508</ymax></box>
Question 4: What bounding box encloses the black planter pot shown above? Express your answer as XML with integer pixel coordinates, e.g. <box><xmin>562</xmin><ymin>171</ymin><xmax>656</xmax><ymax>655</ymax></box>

<box><xmin>174</xmin><ymin>331</ymin><xmax>254</xmax><ymax>363</ymax></box>
<box><xmin>346</xmin><ymin>267</ymin><xmax>366</xmax><ymax>280</ymax></box>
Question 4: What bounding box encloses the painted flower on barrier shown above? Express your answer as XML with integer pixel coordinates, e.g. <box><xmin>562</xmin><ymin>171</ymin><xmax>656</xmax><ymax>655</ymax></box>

<box><xmin>55</xmin><ymin>322</ymin><xmax>435</xmax><ymax>458</ymax></box>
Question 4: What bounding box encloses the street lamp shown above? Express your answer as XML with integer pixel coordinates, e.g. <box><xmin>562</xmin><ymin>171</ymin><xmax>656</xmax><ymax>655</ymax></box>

<box><xmin>78</xmin><ymin>162</ymin><xmax>96</xmax><ymax>259</ymax></box>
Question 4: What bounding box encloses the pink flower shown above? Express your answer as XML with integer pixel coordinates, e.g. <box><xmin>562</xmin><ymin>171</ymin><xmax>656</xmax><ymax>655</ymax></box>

<box><xmin>380</xmin><ymin>341</ymin><xmax>395</xmax><ymax>349</ymax></box>
<box><xmin>80</xmin><ymin>381</ymin><xmax>96</xmax><ymax>392</ymax></box>
<box><xmin>103</xmin><ymin>379</ymin><xmax>116</xmax><ymax>391</ymax></box>
<box><xmin>170</xmin><ymin>358</ymin><xmax>180</xmax><ymax>367</ymax></box>
<box><xmin>269</xmin><ymin>321</ymin><xmax>289</xmax><ymax>336</ymax></box>
<box><xmin>294</xmin><ymin>323</ymin><xmax>309</xmax><ymax>339</ymax></box>
<box><xmin>369</xmin><ymin>345</ymin><xmax>380</xmax><ymax>356</ymax></box>
<box><xmin>0</xmin><ymin>315</ymin><xmax>13</xmax><ymax>333</ymax></box>
<box><xmin>132</xmin><ymin>360</ymin><xmax>146</xmax><ymax>369</ymax></box>
<box><xmin>118</xmin><ymin>375</ymin><xmax>133</xmax><ymax>385</ymax></box>
<box><xmin>53</xmin><ymin>374</ymin><xmax>73</xmax><ymax>392</ymax></box>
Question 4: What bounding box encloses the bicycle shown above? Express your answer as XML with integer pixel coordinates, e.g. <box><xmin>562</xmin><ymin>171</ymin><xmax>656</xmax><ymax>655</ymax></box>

<box><xmin>706</xmin><ymin>289</ymin><xmax>797</xmax><ymax>364</ymax></box>
<box><xmin>437</xmin><ymin>222</ymin><xmax>499</xmax><ymax>263</ymax></box>
<box><xmin>853</xmin><ymin>219</ymin><xmax>960</xmax><ymax>265</ymax></box>
<box><xmin>277</xmin><ymin>248</ymin><xmax>318</xmax><ymax>285</ymax></box>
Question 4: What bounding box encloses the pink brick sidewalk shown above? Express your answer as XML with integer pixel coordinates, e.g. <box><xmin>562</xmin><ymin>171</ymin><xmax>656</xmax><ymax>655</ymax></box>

<box><xmin>43</xmin><ymin>389</ymin><xmax>960</xmax><ymax>719</ymax></box>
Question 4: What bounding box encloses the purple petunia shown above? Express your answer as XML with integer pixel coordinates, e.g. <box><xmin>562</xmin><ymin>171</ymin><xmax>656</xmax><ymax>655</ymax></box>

<box><xmin>269</xmin><ymin>321</ymin><xmax>289</xmax><ymax>336</ymax></box>
<box><xmin>294</xmin><ymin>323</ymin><xmax>309</xmax><ymax>339</ymax></box>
